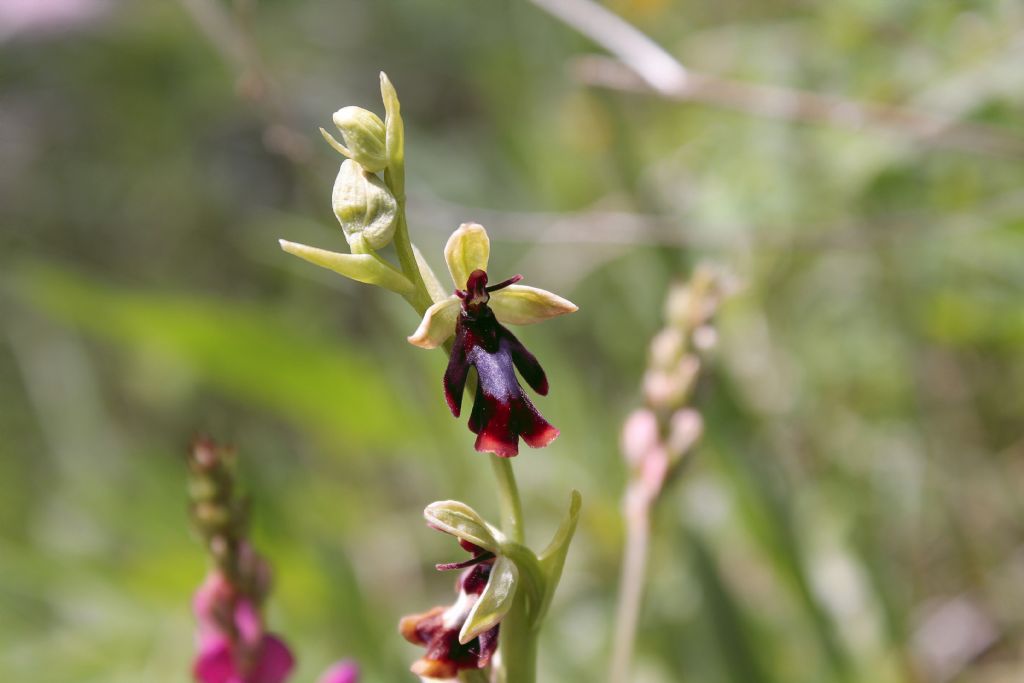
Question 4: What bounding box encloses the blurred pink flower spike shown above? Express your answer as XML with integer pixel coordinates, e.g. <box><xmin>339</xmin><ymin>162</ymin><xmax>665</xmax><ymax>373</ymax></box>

<box><xmin>317</xmin><ymin>660</ymin><xmax>360</xmax><ymax>683</ymax></box>
<box><xmin>192</xmin><ymin>570</ymin><xmax>295</xmax><ymax>683</ymax></box>
<box><xmin>194</xmin><ymin>634</ymin><xmax>294</xmax><ymax>683</ymax></box>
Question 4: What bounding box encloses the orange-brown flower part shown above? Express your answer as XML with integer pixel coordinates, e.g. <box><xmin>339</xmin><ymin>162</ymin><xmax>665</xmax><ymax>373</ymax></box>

<box><xmin>399</xmin><ymin>563</ymin><xmax>499</xmax><ymax>678</ymax></box>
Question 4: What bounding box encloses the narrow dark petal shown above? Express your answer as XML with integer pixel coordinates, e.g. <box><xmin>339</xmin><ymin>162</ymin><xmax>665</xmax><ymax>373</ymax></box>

<box><xmin>485</xmin><ymin>274</ymin><xmax>522</xmax><ymax>292</ymax></box>
<box><xmin>435</xmin><ymin>551</ymin><xmax>495</xmax><ymax>572</ymax></box>
<box><xmin>500</xmin><ymin>328</ymin><xmax>549</xmax><ymax>396</ymax></box>
<box><xmin>443</xmin><ymin>325</ymin><xmax>471</xmax><ymax>417</ymax></box>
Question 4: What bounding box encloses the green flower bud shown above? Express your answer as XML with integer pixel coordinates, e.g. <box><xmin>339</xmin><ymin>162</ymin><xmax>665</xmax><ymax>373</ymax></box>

<box><xmin>321</xmin><ymin>106</ymin><xmax>388</xmax><ymax>172</ymax></box>
<box><xmin>333</xmin><ymin>159</ymin><xmax>398</xmax><ymax>250</ymax></box>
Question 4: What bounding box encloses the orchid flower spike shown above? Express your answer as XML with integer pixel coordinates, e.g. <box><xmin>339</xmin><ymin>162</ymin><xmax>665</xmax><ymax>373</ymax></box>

<box><xmin>408</xmin><ymin>223</ymin><xmax>577</xmax><ymax>457</ymax></box>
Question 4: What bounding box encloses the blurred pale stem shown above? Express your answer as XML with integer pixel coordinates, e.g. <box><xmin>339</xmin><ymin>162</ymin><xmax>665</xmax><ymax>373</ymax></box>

<box><xmin>609</xmin><ymin>489</ymin><xmax>651</xmax><ymax>683</ymax></box>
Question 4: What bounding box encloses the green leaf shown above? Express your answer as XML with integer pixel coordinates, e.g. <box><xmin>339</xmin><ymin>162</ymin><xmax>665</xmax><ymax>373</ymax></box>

<box><xmin>536</xmin><ymin>489</ymin><xmax>582</xmax><ymax>621</ymax></box>
<box><xmin>15</xmin><ymin>263</ymin><xmax>420</xmax><ymax>448</ymax></box>
<box><xmin>423</xmin><ymin>501</ymin><xmax>500</xmax><ymax>552</ymax></box>
<box><xmin>460</xmin><ymin>555</ymin><xmax>518</xmax><ymax>644</ymax></box>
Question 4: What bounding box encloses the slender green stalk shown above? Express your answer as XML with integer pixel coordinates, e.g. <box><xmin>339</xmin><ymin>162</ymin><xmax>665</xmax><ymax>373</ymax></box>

<box><xmin>391</xmin><ymin>210</ymin><xmax>433</xmax><ymax>314</ymax></box>
<box><xmin>609</xmin><ymin>490</ymin><xmax>652</xmax><ymax>683</ymax></box>
<box><xmin>496</xmin><ymin>590</ymin><xmax>537</xmax><ymax>683</ymax></box>
<box><xmin>490</xmin><ymin>455</ymin><xmax>525</xmax><ymax>544</ymax></box>
<box><xmin>489</xmin><ymin>456</ymin><xmax>539</xmax><ymax>683</ymax></box>
<box><xmin>460</xmin><ymin>668</ymin><xmax>491</xmax><ymax>683</ymax></box>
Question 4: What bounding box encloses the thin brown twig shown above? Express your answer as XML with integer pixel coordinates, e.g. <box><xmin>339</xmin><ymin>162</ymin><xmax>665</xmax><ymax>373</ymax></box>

<box><xmin>527</xmin><ymin>0</ymin><xmax>688</xmax><ymax>94</ymax></box>
<box><xmin>523</xmin><ymin>0</ymin><xmax>1024</xmax><ymax>159</ymax></box>
<box><xmin>572</xmin><ymin>56</ymin><xmax>1024</xmax><ymax>159</ymax></box>
<box><xmin>175</xmin><ymin>0</ymin><xmax>311</xmax><ymax>164</ymax></box>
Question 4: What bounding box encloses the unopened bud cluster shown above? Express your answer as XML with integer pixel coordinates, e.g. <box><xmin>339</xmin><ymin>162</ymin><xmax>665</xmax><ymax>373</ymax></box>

<box><xmin>319</xmin><ymin>78</ymin><xmax>403</xmax><ymax>253</ymax></box>
<box><xmin>623</xmin><ymin>265</ymin><xmax>732</xmax><ymax>504</ymax></box>
<box><xmin>187</xmin><ymin>438</ymin><xmax>252</xmax><ymax>578</ymax></box>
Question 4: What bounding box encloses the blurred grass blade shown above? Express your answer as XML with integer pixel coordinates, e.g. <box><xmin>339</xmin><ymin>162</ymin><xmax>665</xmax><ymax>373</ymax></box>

<box><xmin>706</xmin><ymin>412</ymin><xmax>854</xmax><ymax>683</ymax></box>
<box><xmin>14</xmin><ymin>262</ymin><xmax>422</xmax><ymax>449</ymax></box>
<box><xmin>684</xmin><ymin>527</ymin><xmax>774</xmax><ymax>683</ymax></box>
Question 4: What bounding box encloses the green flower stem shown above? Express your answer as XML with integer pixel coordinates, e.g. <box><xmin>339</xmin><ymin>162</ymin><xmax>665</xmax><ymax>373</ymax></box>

<box><xmin>460</xmin><ymin>669</ymin><xmax>490</xmax><ymax>683</ymax></box>
<box><xmin>490</xmin><ymin>455</ymin><xmax>525</xmax><ymax>545</ymax></box>
<box><xmin>496</xmin><ymin>590</ymin><xmax>537</xmax><ymax>683</ymax></box>
<box><xmin>491</xmin><ymin>458</ymin><xmax>539</xmax><ymax>683</ymax></box>
<box><xmin>391</xmin><ymin>209</ymin><xmax>433</xmax><ymax>314</ymax></box>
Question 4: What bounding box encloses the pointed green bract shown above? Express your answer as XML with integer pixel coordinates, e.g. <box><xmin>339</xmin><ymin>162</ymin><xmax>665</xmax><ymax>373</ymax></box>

<box><xmin>278</xmin><ymin>239</ymin><xmax>413</xmax><ymax>295</ymax></box>
<box><xmin>460</xmin><ymin>555</ymin><xmax>519</xmax><ymax>644</ymax></box>
<box><xmin>423</xmin><ymin>500</ymin><xmax>500</xmax><ymax>552</ymax></box>
<box><xmin>536</xmin><ymin>490</ymin><xmax>582</xmax><ymax>621</ymax></box>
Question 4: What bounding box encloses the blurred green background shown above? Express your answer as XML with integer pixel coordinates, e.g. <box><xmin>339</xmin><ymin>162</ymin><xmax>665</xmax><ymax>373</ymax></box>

<box><xmin>2</xmin><ymin>0</ymin><xmax>1024</xmax><ymax>681</ymax></box>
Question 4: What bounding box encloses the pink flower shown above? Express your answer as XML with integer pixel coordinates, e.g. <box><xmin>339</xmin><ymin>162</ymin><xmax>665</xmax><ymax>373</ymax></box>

<box><xmin>192</xmin><ymin>571</ymin><xmax>295</xmax><ymax>683</ymax></box>
<box><xmin>317</xmin><ymin>660</ymin><xmax>360</xmax><ymax>683</ymax></box>
<box><xmin>194</xmin><ymin>633</ymin><xmax>295</xmax><ymax>683</ymax></box>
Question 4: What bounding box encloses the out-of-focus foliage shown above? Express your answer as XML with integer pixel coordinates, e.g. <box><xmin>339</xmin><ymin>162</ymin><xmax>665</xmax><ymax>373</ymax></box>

<box><xmin>2</xmin><ymin>0</ymin><xmax>1024</xmax><ymax>682</ymax></box>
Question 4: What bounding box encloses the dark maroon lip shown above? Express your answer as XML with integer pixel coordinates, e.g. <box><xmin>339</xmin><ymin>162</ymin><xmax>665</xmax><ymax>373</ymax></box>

<box><xmin>443</xmin><ymin>269</ymin><xmax>559</xmax><ymax>457</ymax></box>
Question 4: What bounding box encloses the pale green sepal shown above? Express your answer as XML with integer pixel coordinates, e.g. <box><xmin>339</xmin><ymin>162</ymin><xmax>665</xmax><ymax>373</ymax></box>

<box><xmin>278</xmin><ymin>239</ymin><xmax>413</xmax><ymax>295</ymax></box>
<box><xmin>460</xmin><ymin>555</ymin><xmax>519</xmax><ymax>644</ymax></box>
<box><xmin>490</xmin><ymin>284</ymin><xmax>578</xmax><ymax>325</ymax></box>
<box><xmin>319</xmin><ymin>128</ymin><xmax>351</xmax><ymax>158</ymax></box>
<box><xmin>423</xmin><ymin>500</ymin><xmax>500</xmax><ymax>552</ymax></box>
<box><xmin>413</xmin><ymin>243</ymin><xmax>449</xmax><ymax>303</ymax></box>
<box><xmin>444</xmin><ymin>223</ymin><xmax>490</xmax><ymax>290</ymax></box>
<box><xmin>408</xmin><ymin>297</ymin><xmax>459</xmax><ymax>349</ymax></box>
<box><xmin>331</xmin><ymin>106</ymin><xmax>387</xmax><ymax>172</ymax></box>
<box><xmin>535</xmin><ymin>489</ymin><xmax>582</xmax><ymax>621</ymax></box>
<box><xmin>379</xmin><ymin>72</ymin><xmax>405</xmax><ymax>198</ymax></box>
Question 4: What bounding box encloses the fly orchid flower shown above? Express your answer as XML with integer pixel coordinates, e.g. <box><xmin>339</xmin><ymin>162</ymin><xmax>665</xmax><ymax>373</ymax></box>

<box><xmin>399</xmin><ymin>508</ymin><xmax>509</xmax><ymax>682</ymax></box>
<box><xmin>400</xmin><ymin>561</ymin><xmax>500</xmax><ymax>679</ymax></box>
<box><xmin>409</xmin><ymin>223</ymin><xmax>577</xmax><ymax>457</ymax></box>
